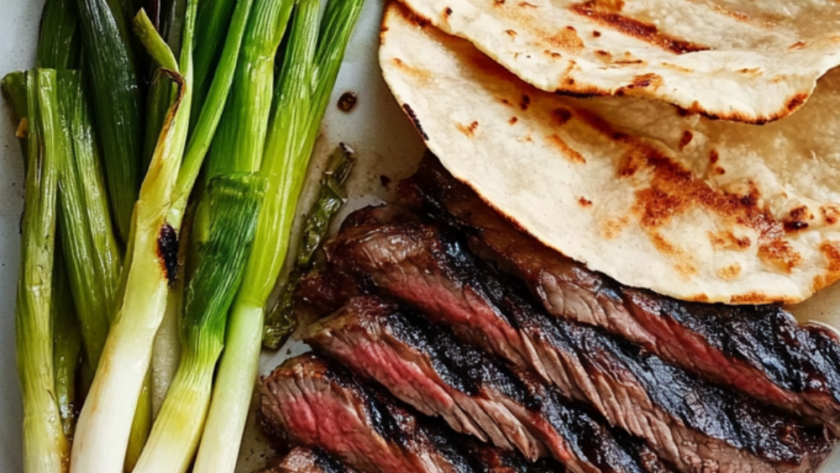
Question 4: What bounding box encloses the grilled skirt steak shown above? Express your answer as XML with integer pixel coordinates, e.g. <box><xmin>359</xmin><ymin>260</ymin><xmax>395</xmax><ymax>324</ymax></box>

<box><xmin>401</xmin><ymin>156</ymin><xmax>840</xmax><ymax>434</ymax></box>
<box><xmin>325</xmin><ymin>206</ymin><xmax>834</xmax><ymax>473</ymax></box>
<box><xmin>265</xmin><ymin>447</ymin><xmax>356</xmax><ymax>473</ymax></box>
<box><xmin>260</xmin><ymin>354</ymin><xmax>568</xmax><ymax>473</ymax></box>
<box><xmin>306</xmin><ymin>295</ymin><xmax>670</xmax><ymax>473</ymax></box>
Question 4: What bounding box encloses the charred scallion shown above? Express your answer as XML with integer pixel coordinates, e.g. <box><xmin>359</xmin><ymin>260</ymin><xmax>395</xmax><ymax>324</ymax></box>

<box><xmin>193</xmin><ymin>0</ymin><xmax>363</xmax><ymax>470</ymax></box>
<box><xmin>263</xmin><ymin>144</ymin><xmax>355</xmax><ymax>349</ymax></box>
<box><xmin>69</xmin><ymin>2</ymin><xmax>197</xmax><ymax>470</ymax></box>
<box><xmin>133</xmin><ymin>173</ymin><xmax>265</xmax><ymax>473</ymax></box>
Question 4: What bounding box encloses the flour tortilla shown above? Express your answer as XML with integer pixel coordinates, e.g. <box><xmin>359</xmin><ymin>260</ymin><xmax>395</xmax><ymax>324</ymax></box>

<box><xmin>393</xmin><ymin>0</ymin><xmax>840</xmax><ymax>124</ymax></box>
<box><xmin>380</xmin><ymin>3</ymin><xmax>840</xmax><ymax>304</ymax></box>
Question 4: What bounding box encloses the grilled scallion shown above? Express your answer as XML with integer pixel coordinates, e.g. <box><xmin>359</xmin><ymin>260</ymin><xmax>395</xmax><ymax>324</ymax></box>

<box><xmin>193</xmin><ymin>1</ymin><xmax>363</xmax><ymax>470</ymax></box>
<box><xmin>38</xmin><ymin>0</ymin><xmax>81</xmax><ymax>70</ymax></box>
<box><xmin>75</xmin><ymin>0</ymin><xmax>144</xmax><ymax>241</ymax></box>
<box><xmin>263</xmin><ymin>144</ymin><xmax>355</xmax><ymax>349</ymax></box>
<box><xmin>69</xmin><ymin>1</ymin><xmax>197</xmax><ymax>468</ymax></box>
<box><xmin>133</xmin><ymin>173</ymin><xmax>265</xmax><ymax>473</ymax></box>
<box><xmin>52</xmin><ymin>249</ymin><xmax>83</xmax><ymax>442</ymax></box>
<box><xmin>16</xmin><ymin>68</ymin><xmax>66</xmax><ymax>473</ymax></box>
<box><xmin>55</xmin><ymin>71</ymin><xmax>122</xmax><ymax>373</ymax></box>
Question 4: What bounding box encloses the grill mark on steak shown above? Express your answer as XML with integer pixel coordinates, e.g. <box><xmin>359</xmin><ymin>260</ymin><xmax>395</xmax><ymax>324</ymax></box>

<box><xmin>260</xmin><ymin>354</ymin><xmax>569</xmax><ymax>473</ymax></box>
<box><xmin>325</xmin><ymin>206</ymin><xmax>834</xmax><ymax>473</ymax></box>
<box><xmin>400</xmin><ymin>155</ymin><xmax>840</xmax><ymax>434</ymax></box>
<box><xmin>306</xmin><ymin>295</ymin><xmax>667</xmax><ymax>473</ymax></box>
<box><xmin>324</xmin><ymin>208</ymin><xmax>549</xmax><ymax>381</ymax></box>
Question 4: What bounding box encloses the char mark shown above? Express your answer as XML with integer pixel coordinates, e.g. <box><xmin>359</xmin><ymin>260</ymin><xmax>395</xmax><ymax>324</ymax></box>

<box><xmin>324</xmin><ymin>202</ymin><xmax>834</xmax><ymax>473</ymax></box>
<box><xmin>306</xmin><ymin>295</ymin><xmax>664</xmax><ymax>472</ymax></box>
<box><xmin>157</xmin><ymin>222</ymin><xmax>179</xmax><ymax>286</ymax></box>
<box><xmin>260</xmin><ymin>354</ymin><xmax>571</xmax><ymax>473</ymax></box>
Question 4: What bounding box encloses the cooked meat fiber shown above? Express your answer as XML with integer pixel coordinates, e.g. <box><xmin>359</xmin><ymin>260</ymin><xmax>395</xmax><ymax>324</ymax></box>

<box><xmin>266</xmin><ymin>447</ymin><xmax>356</xmax><ymax>473</ymax></box>
<box><xmin>306</xmin><ymin>295</ymin><xmax>668</xmax><ymax>473</ymax></box>
<box><xmin>260</xmin><ymin>354</ymin><xmax>567</xmax><ymax>473</ymax></box>
<box><xmin>325</xmin><ymin>207</ymin><xmax>834</xmax><ymax>473</ymax></box>
<box><xmin>325</xmin><ymin>206</ymin><xmax>549</xmax><ymax>380</ymax></box>
<box><xmin>463</xmin><ymin>443</ymin><xmax>559</xmax><ymax>473</ymax></box>
<box><xmin>402</xmin><ymin>156</ymin><xmax>840</xmax><ymax>433</ymax></box>
<box><xmin>260</xmin><ymin>353</ymin><xmax>433</xmax><ymax>472</ymax></box>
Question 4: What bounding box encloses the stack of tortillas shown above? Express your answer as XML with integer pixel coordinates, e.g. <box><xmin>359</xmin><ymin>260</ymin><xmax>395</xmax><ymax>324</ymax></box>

<box><xmin>379</xmin><ymin>0</ymin><xmax>840</xmax><ymax>326</ymax></box>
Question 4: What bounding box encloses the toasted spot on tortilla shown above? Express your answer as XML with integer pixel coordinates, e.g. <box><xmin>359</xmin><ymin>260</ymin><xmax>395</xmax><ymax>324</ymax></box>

<box><xmin>395</xmin><ymin>2</ymin><xmax>431</xmax><ymax>27</ymax></box>
<box><xmin>547</xmin><ymin>134</ymin><xmax>586</xmax><ymax>163</ymax></box>
<box><xmin>553</xmin><ymin>108</ymin><xmax>573</xmax><ymax>125</ymax></box>
<box><xmin>718</xmin><ymin>263</ymin><xmax>742</xmax><ymax>280</ymax></box>
<box><xmin>650</xmin><ymin>233</ymin><xmax>697</xmax><ymax>277</ymax></box>
<box><xmin>391</xmin><ymin>57</ymin><xmax>433</xmax><ymax>83</ymax></box>
<box><xmin>712</xmin><ymin>4</ymin><xmax>748</xmax><ymax>22</ymax></box>
<box><xmin>783</xmin><ymin>206</ymin><xmax>812</xmax><ymax>232</ymax></box>
<box><xmin>759</xmin><ymin>240</ymin><xmax>802</xmax><ymax>273</ymax></box>
<box><xmin>786</xmin><ymin>93</ymin><xmax>809</xmax><ymax>112</ymax></box>
<box><xmin>661</xmin><ymin>62</ymin><xmax>694</xmax><ymax>73</ymax></box>
<box><xmin>678</xmin><ymin>130</ymin><xmax>693</xmax><ymax>150</ymax></box>
<box><xmin>509</xmin><ymin>116</ymin><xmax>519</xmax><ymax>124</ymax></box>
<box><xmin>820</xmin><ymin>241</ymin><xmax>840</xmax><ymax>272</ymax></box>
<box><xmin>570</xmin><ymin>1</ymin><xmax>708</xmax><ymax>54</ymax></box>
<box><xmin>578</xmin><ymin>197</ymin><xmax>592</xmax><ymax>207</ymax></box>
<box><xmin>457</xmin><ymin>121</ymin><xmax>480</xmax><ymax>137</ymax></box>
<box><xmin>709</xmin><ymin>231</ymin><xmax>751</xmax><ymax>251</ymax></box>
<box><xmin>730</xmin><ymin>292</ymin><xmax>772</xmax><ymax>304</ymax></box>
<box><xmin>590</xmin><ymin>0</ymin><xmax>624</xmax><ymax>11</ymax></box>
<box><xmin>545</xmin><ymin>26</ymin><xmax>584</xmax><ymax>51</ymax></box>
<box><xmin>627</xmin><ymin>73</ymin><xmax>663</xmax><ymax>89</ymax></box>
<box><xmin>821</xmin><ymin>205</ymin><xmax>840</xmax><ymax>225</ymax></box>
<box><xmin>601</xmin><ymin>216</ymin><xmax>628</xmax><ymax>239</ymax></box>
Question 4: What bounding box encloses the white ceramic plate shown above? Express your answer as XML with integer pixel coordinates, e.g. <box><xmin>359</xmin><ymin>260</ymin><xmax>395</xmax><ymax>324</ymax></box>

<box><xmin>0</xmin><ymin>1</ymin><xmax>837</xmax><ymax>471</ymax></box>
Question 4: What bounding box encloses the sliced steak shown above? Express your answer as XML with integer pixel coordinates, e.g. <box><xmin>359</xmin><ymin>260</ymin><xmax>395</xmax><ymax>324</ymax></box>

<box><xmin>325</xmin><ymin>207</ymin><xmax>834</xmax><ymax>473</ymax></box>
<box><xmin>325</xmin><ymin>208</ymin><xmax>549</xmax><ymax>380</ymax></box>
<box><xmin>463</xmin><ymin>443</ymin><xmax>560</xmax><ymax>473</ymax></box>
<box><xmin>306</xmin><ymin>295</ymin><xmax>669</xmax><ymax>472</ymax></box>
<box><xmin>260</xmin><ymin>354</ymin><xmax>568</xmax><ymax>473</ymax></box>
<box><xmin>267</xmin><ymin>447</ymin><xmax>356</xmax><ymax>473</ymax></box>
<box><xmin>401</xmin><ymin>156</ymin><xmax>840</xmax><ymax>433</ymax></box>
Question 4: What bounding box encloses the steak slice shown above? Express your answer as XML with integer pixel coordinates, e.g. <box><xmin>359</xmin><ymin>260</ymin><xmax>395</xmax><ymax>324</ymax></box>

<box><xmin>401</xmin><ymin>156</ymin><xmax>840</xmax><ymax>433</ymax></box>
<box><xmin>306</xmin><ymin>295</ymin><xmax>669</xmax><ymax>472</ymax></box>
<box><xmin>266</xmin><ymin>447</ymin><xmax>356</xmax><ymax>473</ymax></box>
<box><xmin>260</xmin><ymin>354</ymin><xmax>568</xmax><ymax>473</ymax></box>
<box><xmin>325</xmin><ymin>206</ymin><xmax>834</xmax><ymax>473</ymax></box>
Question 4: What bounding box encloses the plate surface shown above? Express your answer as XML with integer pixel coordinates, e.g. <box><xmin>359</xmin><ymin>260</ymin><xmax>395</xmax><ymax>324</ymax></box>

<box><xmin>0</xmin><ymin>1</ymin><xmax>837</xmax><ymax>472</ymax></box>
